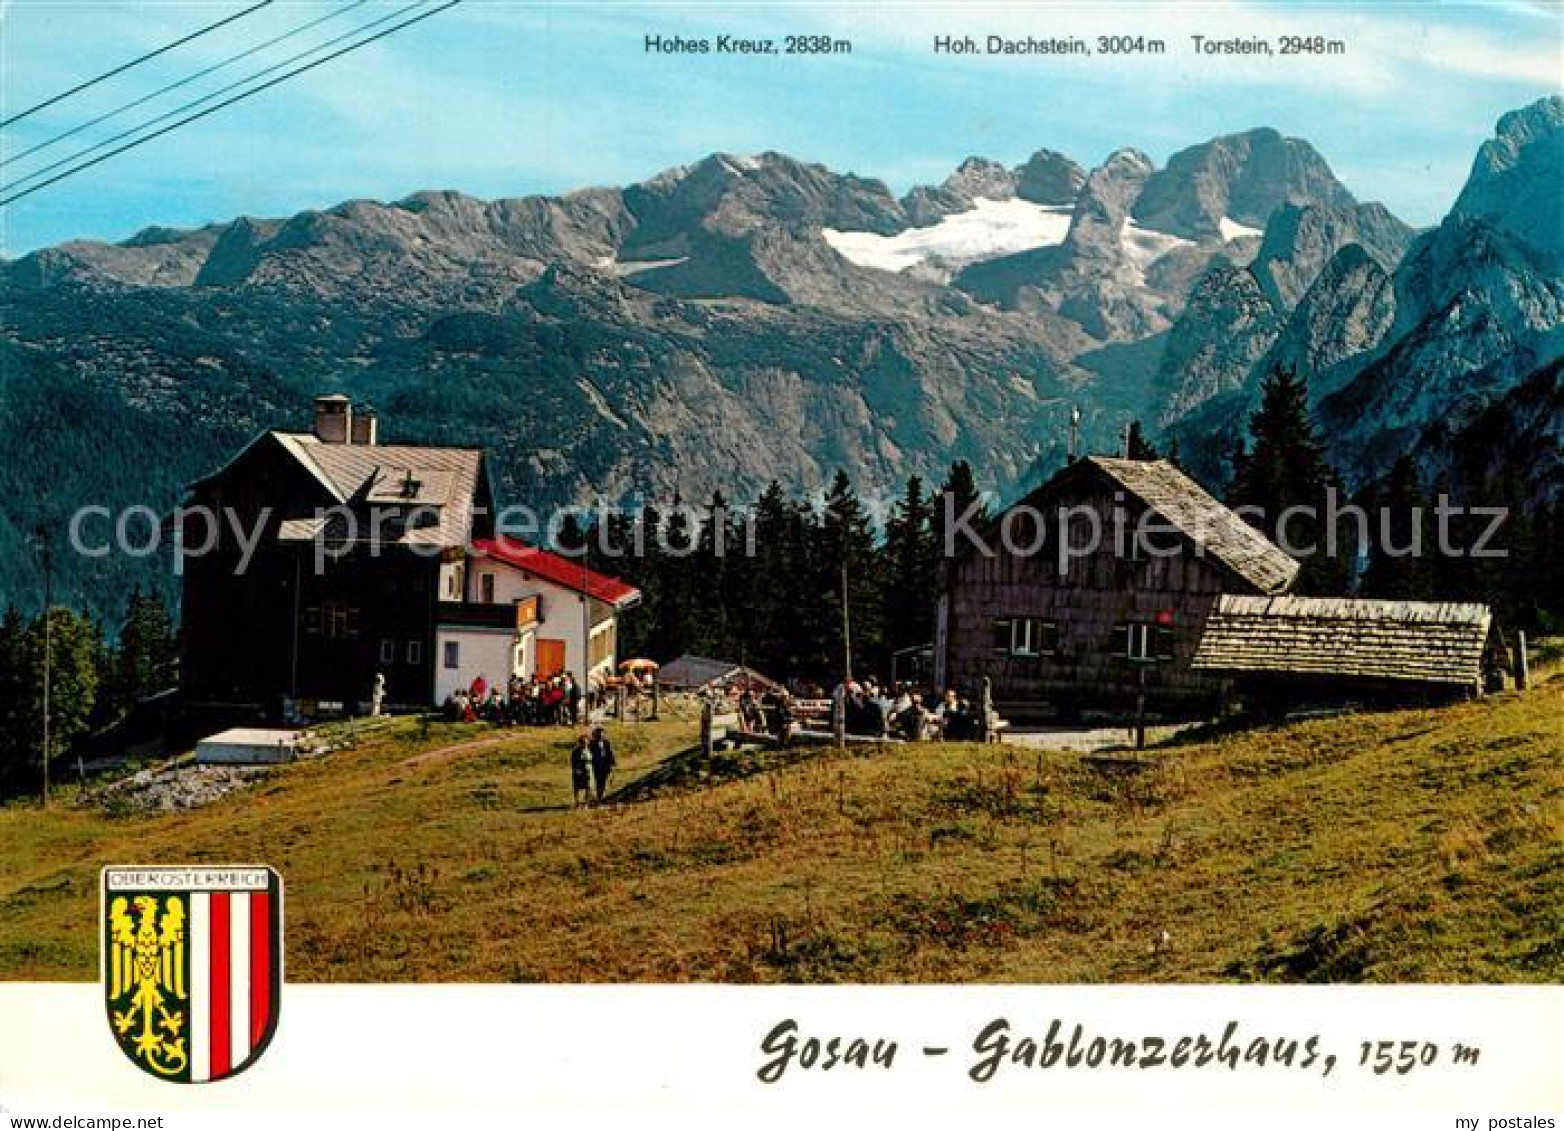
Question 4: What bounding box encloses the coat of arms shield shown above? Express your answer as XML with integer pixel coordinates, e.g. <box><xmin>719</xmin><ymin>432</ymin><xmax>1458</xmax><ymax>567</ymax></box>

<box><xmin>102</xmin><ymin>865</ymin><xmax>282</xmax><ymax>1083</ymax></box>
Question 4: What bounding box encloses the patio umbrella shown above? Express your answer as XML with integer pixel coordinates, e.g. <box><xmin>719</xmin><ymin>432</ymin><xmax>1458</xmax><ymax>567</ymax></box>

<box><xmin>620</xmin><ymin>658</ymin><xmax>660</xmax><ymax>672</ymax></box>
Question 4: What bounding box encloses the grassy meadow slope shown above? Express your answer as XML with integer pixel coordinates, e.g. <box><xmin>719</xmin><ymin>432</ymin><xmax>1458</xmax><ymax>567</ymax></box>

<box><xmin>1</xmin><ymin>675</ymin><xmax>1559</xmax><ymax>984</ymax></box>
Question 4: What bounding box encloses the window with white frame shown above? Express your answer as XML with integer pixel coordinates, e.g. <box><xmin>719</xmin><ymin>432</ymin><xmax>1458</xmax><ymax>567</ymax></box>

<box><xmin>321</xmin><ymin>602</ymin><xmax>358</xmax><ymax>640</ymax></box>
<box><xmin>992</xmin><ymin>617</ymin><xmax>1059</xmax><ymax>657</ymax></box>
<box><xmin>1112</xmin><ymin>622</ymin><xmax>1175</xmax><ymax>661</ymax></box>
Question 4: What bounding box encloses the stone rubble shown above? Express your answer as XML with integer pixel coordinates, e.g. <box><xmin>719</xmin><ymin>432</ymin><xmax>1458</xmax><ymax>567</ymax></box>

<box><xmin>82</xmin><ymin>763</ymin><xmax>274</xmax><ymax>813</ymax></box>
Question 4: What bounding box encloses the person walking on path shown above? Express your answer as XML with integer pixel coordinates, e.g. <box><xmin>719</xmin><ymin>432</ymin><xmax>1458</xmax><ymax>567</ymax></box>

<box><xmin>588</xmin><ymin>725</ymin><xmax>617</xmax><ymax>802</ymax></box>
<box><xmin>569</xmin><ymin>733</ymin><xmax>593</xmax><ymax>807</ymax></box>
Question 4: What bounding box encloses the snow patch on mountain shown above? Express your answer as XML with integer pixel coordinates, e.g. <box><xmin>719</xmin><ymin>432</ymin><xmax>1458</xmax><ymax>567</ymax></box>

<box><xmin>608</xmin><ymin>256</ymin><xmax>689</xmax><ymax>277</ymax></box>
<box><xmin>577</xmin><ymin>378</ymin><xmax>629</xmax><ymax>429</ymax></box>
<box><xmin>1121</xmin><ymin>220</ymin><xmax>1193</xmax><ymax>275</ymax></box>
<box><xmin>1218</xmin><ymin>216</ymin><xmax>1264</xmax><ymax>242</ymax></box>
<box><xmin>823</xmin><ymin>197</ymin><xmax>1072</xmax><ymax>279</ymax></box>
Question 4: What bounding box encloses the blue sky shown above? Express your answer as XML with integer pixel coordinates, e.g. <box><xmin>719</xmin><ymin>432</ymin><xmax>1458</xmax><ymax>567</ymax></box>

<box><xmin>0</xmin><ymin>0</ymin><xmax>1559</xmax><ymax>254</ymax></box>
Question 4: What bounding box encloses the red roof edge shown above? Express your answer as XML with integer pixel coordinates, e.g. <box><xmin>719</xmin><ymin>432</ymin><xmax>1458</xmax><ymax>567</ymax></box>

<box><xmin>471</xmin><ymin>538</ymin><xmax>641</xmax><ymax>607</ymax></box>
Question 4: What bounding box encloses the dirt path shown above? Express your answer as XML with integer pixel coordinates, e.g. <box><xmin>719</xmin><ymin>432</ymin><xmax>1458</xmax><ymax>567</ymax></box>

<box><xmin>400</xmin><ymin>735</ymin><xmax>508</xmax><ymax>768</ymax></box>
<box><xmin>1001</xmin><ymin>721</ymin><xmax>1201</xmax><ymax>753</ymax></box>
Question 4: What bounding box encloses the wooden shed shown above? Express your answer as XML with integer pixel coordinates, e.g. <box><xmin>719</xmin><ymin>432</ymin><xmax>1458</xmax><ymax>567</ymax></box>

<box><xmin>1191</xmin><ymin>595</ymin><xmax>1503</xmax><ymax>701</ymax></box>
<box><xmin>936</xmin><ymin>456</ymin><xmax>1300</xmax><ymax>722</ymax></box>
<box><xmin>657</xmin><ymin>654</ymin><xmax>782</xmax><ymax>694</ymax></box>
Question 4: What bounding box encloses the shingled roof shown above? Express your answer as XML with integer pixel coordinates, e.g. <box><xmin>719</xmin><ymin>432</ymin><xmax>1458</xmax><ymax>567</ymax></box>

<box><xmin>1191</xmin><ymin>595</ymin><xmax>1494</xmax><ymax>688</ymax></box>
<box><xmin>1083</xmin><ymin>458</ymin><xmax>1301</xmax><ymax>594</ymax></box>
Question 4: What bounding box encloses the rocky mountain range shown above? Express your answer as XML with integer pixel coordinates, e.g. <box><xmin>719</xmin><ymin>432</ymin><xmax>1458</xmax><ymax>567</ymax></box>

<box><xmin>1167</xmin><ymin>95</ymin><xmax>1563</xmax><ymax>496</ymax></box>
<box><xmin>1</xmin><ymin>95</ymin><xmax>1559</xmax><ymax>617</ymax></box>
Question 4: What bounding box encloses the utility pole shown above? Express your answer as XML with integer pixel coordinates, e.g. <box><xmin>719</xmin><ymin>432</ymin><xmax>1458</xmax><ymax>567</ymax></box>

<box><xmin>289</xmin><ymin>553</ymin><xmax>301</xmax><ymax>703</ymax></box>
<box><xmin>35</xmin><ymin>524</ymin><xmax>52</xmax><ymax>808</ymax></box>
<box><xmin>580</xmin><ymin>543</ymin><xmax>591</xmax><ymax>704</ymax></box>
<box><xmin>840</xmin><ymin>559</ymin><xmax>852</xmax><ymax>682</ymax></box>
<box><xmin>1134</xmin><ymin>662</ymin><xmax>1148</xmax><ymax>751</ymax></box>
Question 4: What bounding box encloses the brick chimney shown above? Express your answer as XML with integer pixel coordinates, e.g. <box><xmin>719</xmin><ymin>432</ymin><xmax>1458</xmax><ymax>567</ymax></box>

<box><xmin>312</xmin><ymin>394</ymin><xmax>352</xmax><ymax>444</ymax></box>
<box><xmin>350</xmin><ymin>406</ymin><xmax>378</xmax><ymax>446</ymax></box>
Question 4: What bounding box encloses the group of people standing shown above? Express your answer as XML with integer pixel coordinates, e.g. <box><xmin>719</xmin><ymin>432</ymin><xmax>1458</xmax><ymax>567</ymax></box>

<box><xmin>442</xmin><ymin>672</ymin><xmax>583</xmax><ymax>727</ymax></box>
<box><xmin>723</xmin><ymin>676</ymin><xmax>989</xmax><ymax>743</ymax></box>
<box><xmin>838</xmin><ymin>678</ymin><xmax>986</xmax><ymax>742</ymax></box>
<box><xmin>569</xmin><ymin>726</ymin><xmax>617</xmax><ymax>806</ymax></box>
<box><xmin>735</xmin><ymin>685</ymin><xmax>794</xmax><ymax>740</ymax></box>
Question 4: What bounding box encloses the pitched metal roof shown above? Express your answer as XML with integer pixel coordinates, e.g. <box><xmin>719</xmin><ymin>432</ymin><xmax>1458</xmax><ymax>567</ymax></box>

<box><xmin>470</xmin><ymin>537</ymin><xmax>641</xmax><ymax>608</ymax></box>
<box><xmin>364</xmin><ymin>468</ymin><xmax>455</xmax><ymax>506</ymax></box>
<box><xmin>657</xmin><ymin>654</ymin><xmax>781</xmax><ymax>691</ymax></box>
<box><xmin>1191</xmin><ymin>595</ymin><xmax>1494</xmax><ymax>687</ymax></box>
<box><xmin>273</xmin><ymin>432</ymin><xmax>485</xmax><ymax>548</ymax></box>
<box><xmin>1085</xmin><ymin>457</ymin><xmax>1301</xmax><ymax>594</ymax></box>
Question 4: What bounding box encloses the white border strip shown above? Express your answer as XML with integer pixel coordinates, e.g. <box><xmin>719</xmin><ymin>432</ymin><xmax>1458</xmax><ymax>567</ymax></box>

<box><xmin>230</xmin><ymin>893</ymin><xmax>251</xmax><ymax>1070</ymax></box>
<box><xmin>189</xmin><ymin>891</ymin><xmax>210</xmax><ymax>1085</ymax></box>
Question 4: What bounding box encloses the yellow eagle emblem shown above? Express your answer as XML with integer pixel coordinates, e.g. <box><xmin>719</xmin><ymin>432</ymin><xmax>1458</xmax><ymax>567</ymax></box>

<box><xmin>107</xmin><ymin>893</ymin><xmax>188</xmax><ymax>1078</ymax></box>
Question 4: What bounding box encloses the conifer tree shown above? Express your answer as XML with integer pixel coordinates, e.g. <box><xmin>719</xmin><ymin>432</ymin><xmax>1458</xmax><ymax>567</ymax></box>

<box><xmin>691</xmin><ymin>490</ymin><xmax>740</xmax><ymax>657</ymax></box>
<box><xmin>553</xmin><ymin>512</ymin><xmax>588</xmax><ymax>555</ymax></box>
<box><xmin>1125</xmin><ymin>420</ymin><xmax>1159</xmax><ymax>460</ymax></box>
<box><xmin>1428</xmin><ymin>473</ymin><xmax>1480</xmax><ymax>605</ymax></box>
<box><xmin>651</xmin><ymin>494</ymin><xmax>701</xmax><ymax>659</ymax></box>
<box><xmin>1360</xmin><ymin>455</ymin><xmax>1434</xmax><ymax>600</ymax></box>
<box><xmin>1228</xmin><ymin>367</ymin><xmax>1349</xmax><ymax>594</ymax></box>
<box><xmin>931</xmin><ymin>460</ymin><xmax>985</xmax><ymax>581</ymax></box>
<box><xmin>882</xmin><ymin>475</ymin><xmax>937</xmax><ymax>655</ymax></box>
<box><xmin>620</xmin><ymin>502</ymin><xmax>670</xmax><ymax>661</ymax></box>
<box><xmin>1478</xmin><ymin>472</ymin><xmax>1540</xmax><ymax>630</ymax></box>
<box><xmin>109</xmin><ymin>587</ymin><xmax>177</xmax><ymax>713</ymax></box>
<box><xmin>813</xmin><ymin>470</ymin><xmax>884</xmax><ymax>678</ymax></box>
<box><xmin>0</xmin><ymin>606</ymin><xmax>28</xmax><ymax>795</ymax></box>
<box><xmin>746</xmin><ymin>481</ymin><xmax>811</xmax><ymax>677</ymax></box>
<box><xmin>1533</xmin><ymin>500</ymin><xmax>1563</xmax><ymax>627</ymax></box>
<box><xmin>0</xmin><ymin>607</ymin><xmax>103</xmax><ymax>798</ymax></box>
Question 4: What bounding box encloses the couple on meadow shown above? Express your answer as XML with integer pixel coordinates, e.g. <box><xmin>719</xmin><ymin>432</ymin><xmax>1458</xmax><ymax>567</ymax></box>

<box><xmin>570</xmin><ymin>726</ymin><xmax>617</xmax><ymax>806</ymax></box>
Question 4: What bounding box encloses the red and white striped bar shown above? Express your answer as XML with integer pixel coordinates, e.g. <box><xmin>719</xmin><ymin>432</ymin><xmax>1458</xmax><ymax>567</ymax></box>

<box><xmin>187</xmin><ymin>887</ymin><xmax>273</xmax><ymax>1082</ymax></box>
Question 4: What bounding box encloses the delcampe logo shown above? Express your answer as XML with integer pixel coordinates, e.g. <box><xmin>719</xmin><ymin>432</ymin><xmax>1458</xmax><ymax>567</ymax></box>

<box><xmin>101</xmin><ymin>866</ymin><xmax>283</xmax><ymax>1083</ymax></box>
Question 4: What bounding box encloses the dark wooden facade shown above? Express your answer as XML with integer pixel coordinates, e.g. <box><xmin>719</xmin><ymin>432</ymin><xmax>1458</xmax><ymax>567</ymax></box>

<box><xmin>936</xmin><ymin>457</ymin><xmax>1299</xmax><ymax>722</ymax></box>
<box><xmin>180</xmin><ymin>434</ymin><xmax>320</xmax><ymax>722</ymax></box>
<box><xmin>179</xmin><ymin>420</ymin><xmax>492</xmax><ymax>727</ymax></box>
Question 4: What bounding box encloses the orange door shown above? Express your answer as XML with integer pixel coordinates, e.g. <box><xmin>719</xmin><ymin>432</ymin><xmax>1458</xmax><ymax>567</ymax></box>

<box><xmin>535</xmin><ymin>638</ymin><xmax>566</xmax><ymax>678</ymax></box>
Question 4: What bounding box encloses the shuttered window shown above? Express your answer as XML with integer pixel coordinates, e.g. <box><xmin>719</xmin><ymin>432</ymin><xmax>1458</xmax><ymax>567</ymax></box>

<box><xmin>321</xmin><ymin>602</ymin><xmax>359</xmax><ymax>640</ymax></box>
<box><xmin>1113</xmin><ymin>622</ymin><xmax>1176</xmax><ymax>661</ymax></box>
<box><xmin>995</xmin><ymin>617</ymin><xmax>1059</xmax><ymax>657</ymax></box>
<box><xmin>1154</xmin><ymin>625</ymin><xmax>1176</xmax><ymax>660</ymax></box>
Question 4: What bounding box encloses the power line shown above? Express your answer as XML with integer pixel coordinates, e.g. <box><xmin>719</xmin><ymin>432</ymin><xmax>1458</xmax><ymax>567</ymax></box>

<box><xmin>0</xmin><ymin>1</ymin><xmax>277</xmax><ymax>130</ymax></box>
<box><xmin>3</xmin><ymin>0</ymin><xmax>432</xmax><ymax>195</ymax></box>
<box><xmin>0</xmin><ymin>0</ymin><xmax>461</xmax><ymax>208</ymax></box>
<box><xmin>1</xmin><ymin>1</ymin><xmax>372</xmax><ymax>171</ymax></box>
